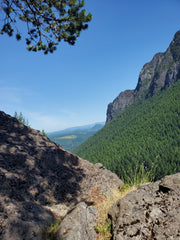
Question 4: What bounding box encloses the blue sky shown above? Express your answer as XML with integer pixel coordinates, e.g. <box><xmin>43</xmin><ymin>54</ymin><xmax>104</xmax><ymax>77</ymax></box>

<box><xmin>0</xmin><ymin>0</ymin><xmax>180</xmax><ymax>132</ymax></box>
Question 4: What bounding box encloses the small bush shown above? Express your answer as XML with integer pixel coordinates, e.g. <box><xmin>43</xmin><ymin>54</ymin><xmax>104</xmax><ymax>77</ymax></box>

<box><xmin>41</xmin><ymin>220</ymin><xmax>61</xmax><ymax>240</ymax></box>
<box><xmin>14</xmin><ymin>111</ymin><xmax>30</xmax><ymax>126</ymax></box>
<box><xmin>95</xmin><ymin>218</ymin><xmax>112</xmax><ymax>240</ymax></box>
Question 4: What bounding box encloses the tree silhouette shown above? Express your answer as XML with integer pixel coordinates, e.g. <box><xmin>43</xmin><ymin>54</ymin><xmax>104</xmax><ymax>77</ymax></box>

<box><xmin>0</xmin><ymin>0</ymin><xmax>92</xmax><ymax>53</ymax></box>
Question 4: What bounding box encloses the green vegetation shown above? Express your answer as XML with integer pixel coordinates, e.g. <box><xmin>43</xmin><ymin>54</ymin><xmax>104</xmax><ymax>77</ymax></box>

<box><xmin>73</xmin><ymin>79</ymin><xmax>180</xmax><ymax>183</ymax></box>
<box><xmin>127</xmin><ymin>162</ymin><xmax>154</xmax><ymax>186</ymax></box>
<box><xmin>14</xmin><ymin>112</ymin><xmax>48</xmax><ymax>136</ymax></box>
<box><xmin>14</xmin><ymin>111</ymin><xmax>30</xmax><ymax>126</ymax></box>
<box><xmin>41</xmin><ymin>220</ymin><xmax>61</xmax><ymax>240</ymax></box>
<box><xmin>0</xmin><ymin>0</ymin><xmax>92</xmax><ymax>54</ymax></box>
<box><xmin>41</xmin><ymin>129</ymin><xmax>48</xmax><ymax>137</ymax></box>
<box><xmin>95</xmin><ymin>218</ymin><xmax>112</xmax><ymax>240</ymax></box>
<box><xmin>95</xmin><ymin>184</ymin><xmax>138</xmax><ymax>240</ymax></box>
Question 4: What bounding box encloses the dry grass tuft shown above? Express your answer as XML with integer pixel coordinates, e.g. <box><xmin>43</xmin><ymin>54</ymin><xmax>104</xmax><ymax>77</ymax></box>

<box><xmin>95</xmin><ymin>185</ymin><xmax>138</xmax><ymax>240</ymax></box>
<box><xmin>41</xmin><ymin>185</ymin><xmax>138</xmax><ymax>240</ymax></box>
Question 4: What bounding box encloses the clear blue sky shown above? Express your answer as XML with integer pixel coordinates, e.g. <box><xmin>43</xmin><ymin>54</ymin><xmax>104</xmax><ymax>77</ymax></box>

<box><xmin>0</xmin><ymin>0</ymin><xmax>180</xmax><ymax>132</ymax></box>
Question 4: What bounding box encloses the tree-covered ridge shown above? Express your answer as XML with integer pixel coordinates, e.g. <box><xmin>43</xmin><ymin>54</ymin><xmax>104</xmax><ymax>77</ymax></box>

<box><xmin>73</xmin><ymin>79</ymin><xmax>180</xmax><ymax>183</ymax></box>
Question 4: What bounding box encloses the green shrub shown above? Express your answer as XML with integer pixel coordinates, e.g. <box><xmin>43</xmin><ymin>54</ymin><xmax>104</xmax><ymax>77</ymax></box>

<box><xmin>41</xmin><ymin>220</ymin><xmax>61</xmax><ymax>240</ymax></box>
<box><xmin>14</xmin><ymin>111</ymin><xmax>30</xmax><ymax>126</ymax></box>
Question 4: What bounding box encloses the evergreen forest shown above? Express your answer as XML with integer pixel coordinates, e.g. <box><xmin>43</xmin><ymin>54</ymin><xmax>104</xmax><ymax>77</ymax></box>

<box><xmin>73</xmin><ymin>79</ymin><xmax>180</xmax><ymax>184</ymax></box>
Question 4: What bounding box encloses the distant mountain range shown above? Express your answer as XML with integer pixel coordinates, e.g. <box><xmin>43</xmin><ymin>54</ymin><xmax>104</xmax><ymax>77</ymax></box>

<box><xmin>47</xmin><ymin>122</ymin><xmax>104</xmax><ymax>151</ymax></box>
<box><xmin>73</xmin><ymin>30</ymin><xmax>180</xmax><ymax>183</ymax></box>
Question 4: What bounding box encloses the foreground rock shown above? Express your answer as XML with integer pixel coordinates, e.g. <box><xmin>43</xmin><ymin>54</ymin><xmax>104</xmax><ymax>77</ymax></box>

<box><xmin>109</xmin><ymin>173</ymin><xmax>180</xmax><ymax>240</ymax></box>
<box><xmin>0</xmin><ymin>111</ymin><xmax>123</xmax><ymax>240</ymax></box>
<box><xmin>56</xmin><ymin>202</ymin><xmax>97</xmax><ymax>240</ymax></box>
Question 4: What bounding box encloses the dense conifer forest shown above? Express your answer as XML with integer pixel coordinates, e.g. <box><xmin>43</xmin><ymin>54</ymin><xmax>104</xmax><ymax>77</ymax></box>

<box><xmin>73</xmin><ymin>79</ymin><xmax>180</xmax><ymax>183</ymax></box>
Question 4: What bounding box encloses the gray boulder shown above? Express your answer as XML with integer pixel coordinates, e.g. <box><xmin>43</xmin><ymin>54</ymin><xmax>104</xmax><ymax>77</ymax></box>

<box><xmin>109</xmin><ymin>173</ymin><xmax>180</xmax><ymax>240</ymax></box>
<box><xmin>56</xmin><ymin>202</ymin><xmax>97</xmax><ymax>240</ymax></box>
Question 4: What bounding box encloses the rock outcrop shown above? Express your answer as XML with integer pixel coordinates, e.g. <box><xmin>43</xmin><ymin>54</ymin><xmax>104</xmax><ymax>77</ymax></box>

<box><xmin>56</xmin><ymin>202</ymin><xmax>97</xmax><ymax>240</ymax></box>
<box><xmin>1</xmin><ymin>111</ymin><xmax>180</xmax><ymax>239</ymax></box>
<box><xmin>0</xmin><ymin>111</ymin><xmax>123</xmax><ymax>240</ymax></box>
<box><xmin>109</xmin><ymin>173</ymin><xmax>180</xmax><ymax>240</ymax></box>
<box><xmin>106</xmin><ymin>30</ymin><xmax>180</xmax><ymax>123</ymax></box>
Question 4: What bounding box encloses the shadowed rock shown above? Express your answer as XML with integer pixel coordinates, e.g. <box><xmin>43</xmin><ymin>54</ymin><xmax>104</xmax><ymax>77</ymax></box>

<box><xmin>0</xmin><ymin>111</ymin><xmax>123</xmax><ymax>239</ymax></box>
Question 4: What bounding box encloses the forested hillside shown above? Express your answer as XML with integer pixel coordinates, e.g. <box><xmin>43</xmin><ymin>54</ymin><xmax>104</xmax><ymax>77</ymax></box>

<box><xmin>73</xmin><ymin>79</ymin><xmax>180</xmax><ymax>183</ymax></box>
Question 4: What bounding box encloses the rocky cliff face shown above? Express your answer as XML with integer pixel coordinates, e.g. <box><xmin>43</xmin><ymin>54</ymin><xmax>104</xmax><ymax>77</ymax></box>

<box><xmin>0</xmin><ymin>111</ymin><xmax>123</xmax><ymax>240</ymax></box>
<box><xmin>106</xmin><ymin>30</ymin><xmax>180</xmax><ymax>123</ymax></box>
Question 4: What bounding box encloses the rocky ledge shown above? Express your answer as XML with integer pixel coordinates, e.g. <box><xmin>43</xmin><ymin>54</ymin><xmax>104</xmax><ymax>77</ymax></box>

<box><xmin>0</xmin><ymin>111</ymin><xmax>123</xmax><ymax>240</ymax></box>
<box><xmin>109</xmin><ymin>173</ymin><xmax>180</xmax><ymax>240</ymax></box>
<box><xmin>0</xmin><ymin>110</ymin><xmax>180</xmax><ymax>240</ymax></box>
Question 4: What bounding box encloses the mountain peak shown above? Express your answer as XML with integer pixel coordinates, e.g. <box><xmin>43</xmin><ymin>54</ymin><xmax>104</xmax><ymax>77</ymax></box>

<box><xmin>106</xmin><ymin>30</ymin><xmax>180</xmax><ymax>123</ymax></box>
<box><xmin>173</xmin><ymin>30</ymin><xmax>180</xmax><ymax>41</ymax></box>
<box><xmin>170</xmin><ymin>30</ymin><xmax>180</xmax><ymax>61</ymax></box>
